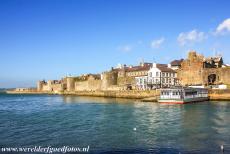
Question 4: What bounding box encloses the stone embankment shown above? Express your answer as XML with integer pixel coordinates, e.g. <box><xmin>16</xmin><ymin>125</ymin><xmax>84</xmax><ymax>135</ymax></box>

<box><xmin>6</xmin><ymin>90</ymin><xmax>160</xmax><ymax>101</ymax></box>
<box><xmin>6</xmin><ymin>89</ymin><xmax>230</xmax><ymax>101</ymax></box>
<box><xmin>6</xmin><ymin>91</ymin><xmax>54</xmax><ymax>95</ymax></box>
<box><xmin>61</xmin><ymin>90</ymin><xmax>160</xmax><ymax>100</ymax></box>
<box><xmin>208</xmin><ymin>89</ymin><xmax>230</xmax><ymax>101</ymax></box>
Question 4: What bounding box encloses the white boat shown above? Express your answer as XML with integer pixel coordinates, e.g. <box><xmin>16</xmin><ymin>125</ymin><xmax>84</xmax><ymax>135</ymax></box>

<box><xmin>158</xmin><ymin>87</ymin><xmax>209</xmax><ymax>104</ymax></box>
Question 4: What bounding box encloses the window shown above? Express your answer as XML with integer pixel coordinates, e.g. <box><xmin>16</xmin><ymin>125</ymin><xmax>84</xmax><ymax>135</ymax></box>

<box><xmin>149</xmin><ymin>72</ymin><xmax>152</xmax><ymax>77</ymax></box>
<box><xmin>156</xmin><ymin>72</ymin><xmax>159</xmax><ymax>77</ymax></box>
<box><xmin>162</xmin><ymin>73</ymin><xmax>165</xmax><ymax>77</ymax></box>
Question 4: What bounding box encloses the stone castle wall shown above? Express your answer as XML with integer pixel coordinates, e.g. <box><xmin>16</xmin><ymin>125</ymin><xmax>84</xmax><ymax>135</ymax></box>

<box><xmin>219</xmin><ymin>68</ymin><xmax>230</xmax><ymax>84</ymax></box>
<box><xmin>75</xmin><ymin>79</ymin><xmax>102</xmax><ymax>91</ymax></box>
<box><xmin>117</xmin><ymin>76</ymin><xmax>135</xmax><ymax>86</ymax></box>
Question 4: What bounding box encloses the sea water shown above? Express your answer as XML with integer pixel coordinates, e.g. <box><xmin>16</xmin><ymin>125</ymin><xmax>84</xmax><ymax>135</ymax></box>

<box><xmin>0</xmin><ymin>93</ymin><xmax>229</xmax><ymax>154</ymax></box>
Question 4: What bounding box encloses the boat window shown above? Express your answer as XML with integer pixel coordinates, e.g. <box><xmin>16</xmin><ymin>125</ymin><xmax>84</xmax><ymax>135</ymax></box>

<box><xmin>185</xmin><ymin>91</ymin><xmax>197</xmax><ymax>96</ymax></box>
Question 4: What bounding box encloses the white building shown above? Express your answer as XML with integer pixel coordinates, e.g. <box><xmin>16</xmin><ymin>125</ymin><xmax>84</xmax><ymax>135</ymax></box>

<box><xmin>135</xmin><ymin>76</ymin><xmax>148</xmax><ymax>90</ymax></box>
<box><xmin>135</xmin><ymin>63</ymin><xmax>179</xmax><ymax>90</ymax></box>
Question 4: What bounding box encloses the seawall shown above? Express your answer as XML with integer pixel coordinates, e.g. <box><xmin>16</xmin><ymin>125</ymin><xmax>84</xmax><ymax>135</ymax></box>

<box><xmin>6</xmin><ymin>91</ymin><xmax>55</xmax><ymax>95</ymax></box>
<box><xmin>6</xmin><ymin>90</ymin><xmax>160</xmax><ymax>101</ymax></box>
<box><xmin>6</xmin><ymin>89</ymin><xmax>230</xmax><ymax>101</ymax></box>
<box><xmin>208</xmin><ymin>89</ymin><xmax>230</xmax><ymax>101</ymax></box>
<box><xmin>61</xmin><ymin>90</ymin><xmax>160</xmax><ymax>100</ymax></box>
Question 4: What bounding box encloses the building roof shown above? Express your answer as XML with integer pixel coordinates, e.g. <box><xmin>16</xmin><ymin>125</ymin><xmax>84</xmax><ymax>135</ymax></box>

<box><xmin>126</xmin><ymin>63</ymin><xmax>152</xmax><ymax>72</ymax></box>
<box><xmin>170</xmin><ymin>59</ymin><xmax>184</xmax><ymax>66</ymax></box>
<box><xmin>114</xmin><ymin>62</ymin><xmax>152</xmax><ymax>72</ymax></box>
<box><xmin>156</xmin><ymin>64</ymin><xmax>176</xmax><ymax>73</ymax></box>
<box><xmin>204</xmin><ymin>56</ymin><xmax>222</xmax><ymax>62</ymax></box>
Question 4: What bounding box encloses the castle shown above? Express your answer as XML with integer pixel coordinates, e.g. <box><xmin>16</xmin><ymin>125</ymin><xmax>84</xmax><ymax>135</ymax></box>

<box><xmin>35</xmin><ymin>51</ymin><xmax>230</xmax><ymax>93</ymax></box>
<box><xmin>177</xmin><ymin>51</ymin><xmax>230</xmax><ymax>86</ymax></box>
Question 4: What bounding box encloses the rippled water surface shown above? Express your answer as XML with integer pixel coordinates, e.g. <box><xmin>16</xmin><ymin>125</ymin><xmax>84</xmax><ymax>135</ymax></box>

<box><xmin>0</xmin><ymin>93</ymin><xmax>230</xmax><ymax>154</ymax></box>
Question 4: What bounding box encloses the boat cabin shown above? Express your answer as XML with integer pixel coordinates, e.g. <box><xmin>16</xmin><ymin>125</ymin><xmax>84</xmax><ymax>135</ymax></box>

<box><xmin>159</xmin><ymin>87</ymin><xmax>208</xmax><ymax>104</ymax></box>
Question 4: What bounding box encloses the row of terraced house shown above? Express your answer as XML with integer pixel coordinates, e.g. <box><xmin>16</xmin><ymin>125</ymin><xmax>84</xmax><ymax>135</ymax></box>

<box><xmin>112</xmin><ymin>60</ymin><xmax>182</xmax><ymax>90</ymax></box>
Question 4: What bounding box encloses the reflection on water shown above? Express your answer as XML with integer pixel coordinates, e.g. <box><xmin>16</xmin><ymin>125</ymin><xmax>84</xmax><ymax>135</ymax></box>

<box><xmin>62</xmin><ymin>95</ymin><xmax>141</xmax><ymax>104</ymax></box>
<box><xmin>0</xmin><ymin>94</ymin><xmax>230</xmax><ymax>154</ymax></box>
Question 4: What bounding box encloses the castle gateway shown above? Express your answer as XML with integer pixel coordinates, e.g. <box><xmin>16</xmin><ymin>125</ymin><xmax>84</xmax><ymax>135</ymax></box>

<box><xmin>177</xmin><ymin>51</ymin><xmax>230</xmax><ymax>86</ymax></box>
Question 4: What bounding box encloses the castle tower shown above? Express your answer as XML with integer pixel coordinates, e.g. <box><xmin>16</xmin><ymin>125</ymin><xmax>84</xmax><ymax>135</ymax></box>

<box><xmin>101</xmin><ymin>71</ymin><xmax>118</xmax><ymax>90</ymax></box>
<box><xmin>37</xmin><ymin>81</ymin><xmax>43</xmax><ymax>92</ymax></box>
<box><xmin>47</xmin><ymin>80</ymin><xmax>52</xmax><ymax>91</ymax></box>
<box><xmin>66</xmin><ymin>77</ymin><xmax>75</xmax><ymax>91</ymax></box>
<box><xmin>188</xmin><ymin>51</ymin><xmax>197</xmax><ymax>61</ymax></box>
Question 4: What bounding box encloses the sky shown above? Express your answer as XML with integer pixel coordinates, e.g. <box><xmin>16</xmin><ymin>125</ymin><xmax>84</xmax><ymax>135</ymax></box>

<box><xmin>1</xmin><ymin>0</ymin><xmax>230</xmax><ymax>88</ymax></box>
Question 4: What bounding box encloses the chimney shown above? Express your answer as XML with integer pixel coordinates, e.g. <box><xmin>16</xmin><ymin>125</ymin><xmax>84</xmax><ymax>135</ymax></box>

<box><xmin>168</xmin><ymin>64</ymin><xmax>171</xmax><ymax>68</ymax></box>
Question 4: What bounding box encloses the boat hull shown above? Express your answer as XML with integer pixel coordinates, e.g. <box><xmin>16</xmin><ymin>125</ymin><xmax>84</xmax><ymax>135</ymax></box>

<box><xmin>158</xmin><ymin>97</ymin><xmax>209</xmax><ymax>104</ymax></box>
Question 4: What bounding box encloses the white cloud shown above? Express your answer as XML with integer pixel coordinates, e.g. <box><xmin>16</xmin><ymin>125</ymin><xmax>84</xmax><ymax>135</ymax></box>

<box><xmin>151</xmin><ymin>37</ymin><xmax>165</xmax><ymax>48</ymax></box>
<box><xmin>216</xmin><ymin>18</ymin><xmax>230</xmax><ymax>35</ymax></box>
<box><xmin>177</xmin><ymin>29</ymin><xmax>206</xmax><ymax>46</ymax></box>
<box><xmin>118</xmin><ymin>45</ymin><xmax>132</xmax><ymax>52</ymax></box>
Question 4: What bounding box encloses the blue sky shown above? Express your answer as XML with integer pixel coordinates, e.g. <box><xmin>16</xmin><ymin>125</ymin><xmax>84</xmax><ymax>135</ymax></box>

<box><xmin>1</xmin><ymin>0</ymin><xmax>230</xmax><ymax>88</ymax></box>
